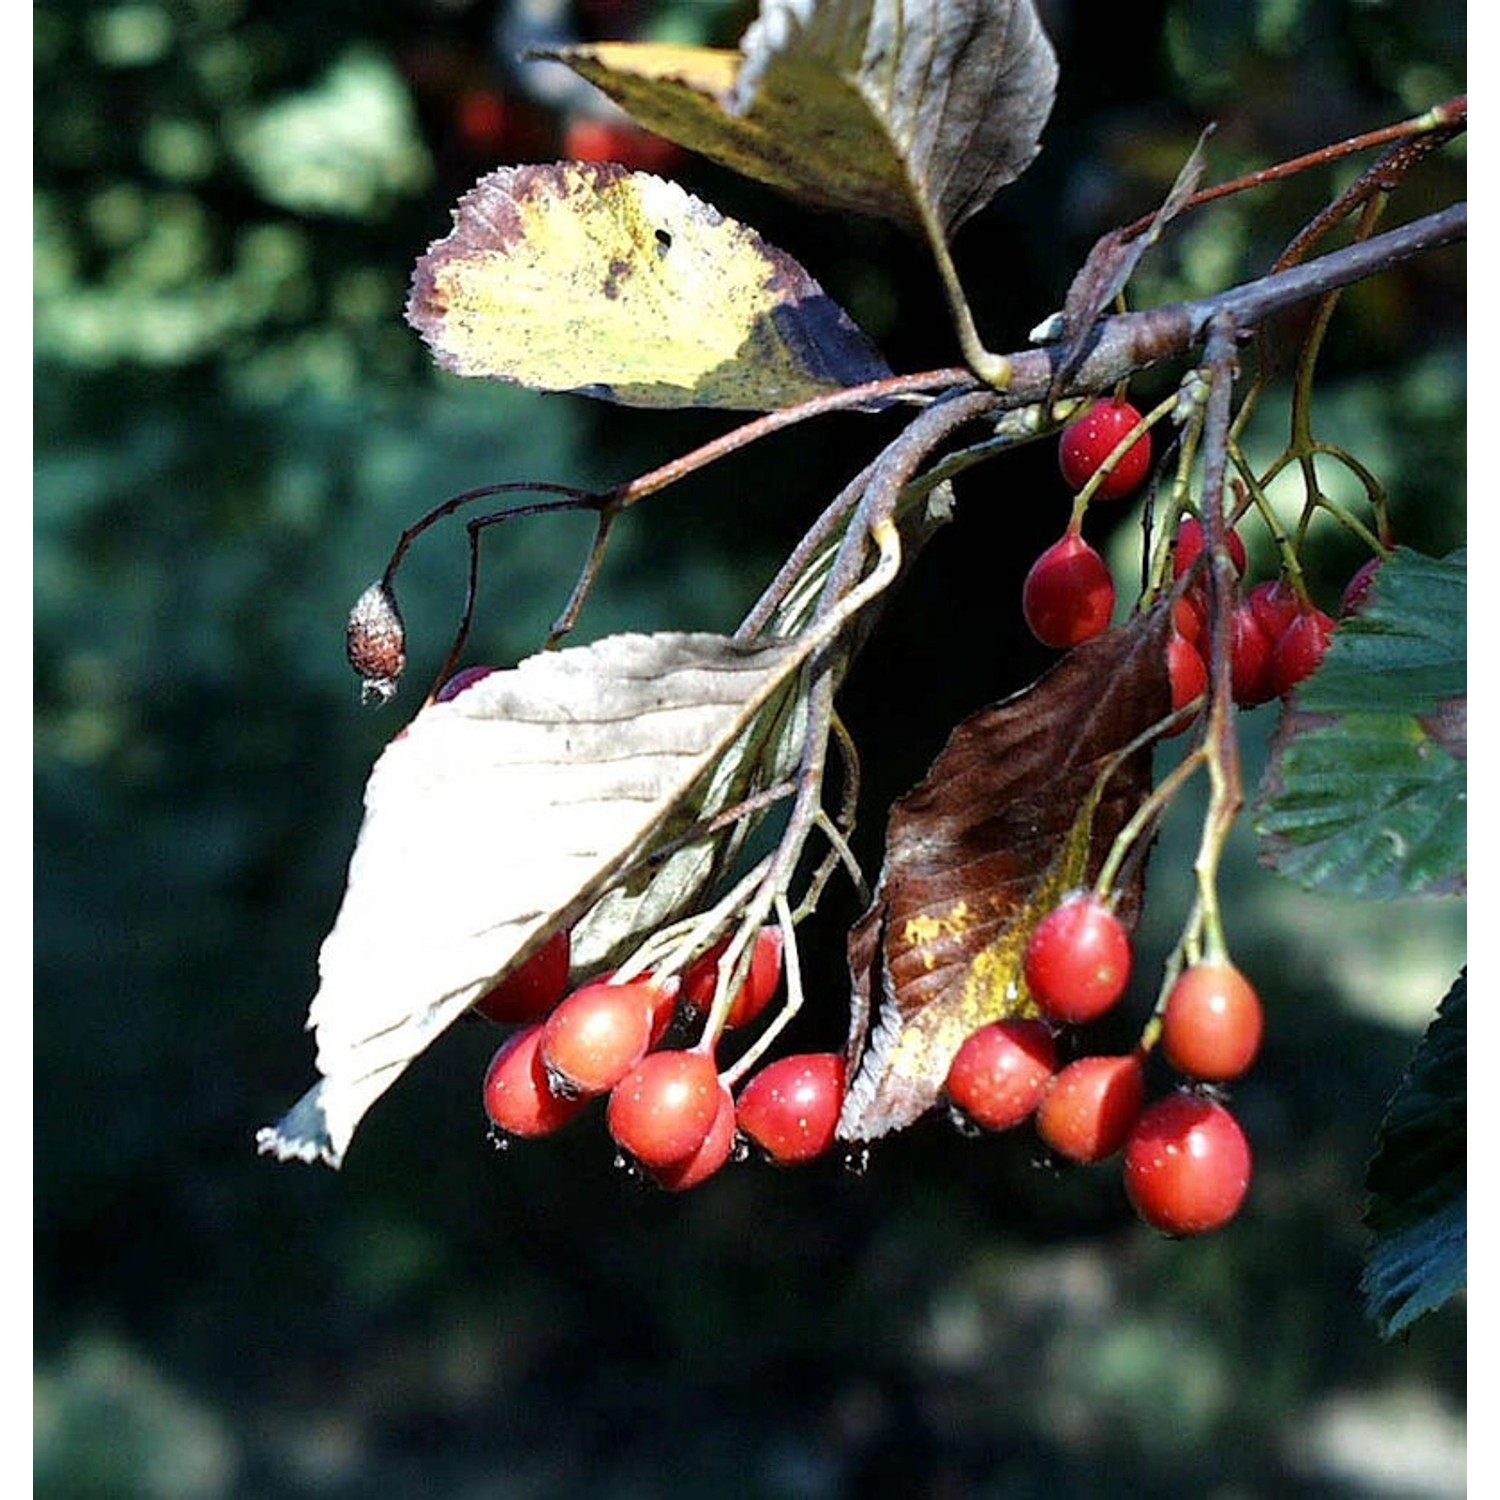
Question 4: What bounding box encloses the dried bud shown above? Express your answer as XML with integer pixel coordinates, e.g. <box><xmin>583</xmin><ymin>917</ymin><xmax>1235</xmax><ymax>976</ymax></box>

<box><xmin>346</xmin><ymin>581</ymin><xmax>405</xmax><ymax>704</ymax></box>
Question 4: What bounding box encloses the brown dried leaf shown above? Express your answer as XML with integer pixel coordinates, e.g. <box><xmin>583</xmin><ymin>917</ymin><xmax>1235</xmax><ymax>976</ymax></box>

<box><xmin>838</xmin><ymin>609</ymin><xmax>1173</xmax><ymax>1143</ymax></box>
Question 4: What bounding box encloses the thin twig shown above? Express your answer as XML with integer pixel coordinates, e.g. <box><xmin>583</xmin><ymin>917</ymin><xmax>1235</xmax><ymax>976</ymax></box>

<box><xmin>1190</xmin><ymin>315</ymin><xmax>1246</xmax><ymax>961</ymax></box>
<box><xmin>1119</xmin><ymin>95</ymin><xmax>1465</xmax><ymax>242</ymax></box>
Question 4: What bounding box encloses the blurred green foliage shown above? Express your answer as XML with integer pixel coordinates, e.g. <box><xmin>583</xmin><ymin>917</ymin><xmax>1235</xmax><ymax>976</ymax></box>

<box><xmin>35</xmin><ymin>2</ymin><xmax>1464</xmax><ymax>1496</ymax></box>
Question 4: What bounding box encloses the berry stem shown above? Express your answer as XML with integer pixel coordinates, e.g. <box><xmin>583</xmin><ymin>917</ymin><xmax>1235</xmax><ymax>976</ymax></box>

<box><xmin>1143</xmin><ymin>371</ymin><xmax>1212</xmax><ymax>602</ymax></box>
<box><xmin>1138</xmin><ymin>897</ymin><xmax>1205</xmax><ymax>1056</ymax></box>
<box><xmin>616</xmin><ymin>854</ymin><xmax>776</xmax><ymax>989</ymax></box>
<box><xmin>1187</xmin><ymin>316</ymin><xmax>1246</xmax><ymax>965</ymax></box>
<box><xmin>1229</xmin><ymin>444</ymin><xmax>1315</xmax><ymax>602</ymax></box>
<box><xmin>720</xmin><ymin>893</ymin><xmax>803</xmax><ymax>1087</ymax></box>
<box><xmin>1094</xmin><ymin>742</ymin><xmax>1207</xmax><ymax>901</ymax></box>
<box><xmin>795</xmin><ymin>713</ymin><xmax>870</xmax><ymax>918</ymax></box>
<box><xmin>544</xmin><ymin>502</ymin><xmax>621</xmax><ymax>649</ymax></box>
<box><xmin>373</xmin><ymin>480</ymin><xmax>602</xmax><ymax>699</ymax></box>
<box><xmin>1298</xmin><ymin>467</ymin><xmax>1390</xmax><ymax>556</ymax></box>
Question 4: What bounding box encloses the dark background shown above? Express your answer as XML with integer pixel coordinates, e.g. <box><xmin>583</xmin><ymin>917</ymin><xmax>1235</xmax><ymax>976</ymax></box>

<box><xmin>35</xmin><ymin>2</ymin><xmax>1466</xmax><ymax>1496</ymax></box>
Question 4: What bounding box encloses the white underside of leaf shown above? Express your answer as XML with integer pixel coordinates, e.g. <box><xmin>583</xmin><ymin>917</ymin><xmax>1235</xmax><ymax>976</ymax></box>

<box><xmin>258</xmin><ymin>630</ymin><xmax>808</xmax><ymax>1166</ymax></box>
<box><xmin>568</xmin><ymin>669</ymin><xmax>808</xmax><ymax>973</ymax></box>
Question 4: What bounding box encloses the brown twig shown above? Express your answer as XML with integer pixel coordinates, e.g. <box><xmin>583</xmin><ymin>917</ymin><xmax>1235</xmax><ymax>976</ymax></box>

<box><xmin>1120</xmin><ymin>95</ymin><xmax>1466</xmax><ymax>242</ymax></box>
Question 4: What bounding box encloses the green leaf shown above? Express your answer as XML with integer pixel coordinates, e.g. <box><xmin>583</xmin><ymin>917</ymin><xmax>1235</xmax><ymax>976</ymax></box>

<box><xmin>1362</xmin><ymin>973</ymin><xmax>1466</xmax><ymax>1337</ymax></box>
<box><xmin>406</xmin><ymin>162</ymin><xmax>891</xmax><ymax>410</ymax></box>
<box><xmin>546</xmin><ymin>0</ymin><xmax>1058</xmax><ymax>238</ymax></box>
<box><xmin>1287</xmin><ymin>548</ymin><xmax>1466</xmax><ymax>714</ymax></box>
<box><xmin>228</xmin><ymin>46</ymin><xmax>432</xmax><ymax>218</ymax></box>
<box><xmin>1254</xmin><ymin>548</ymin><xmax>1466</xmax><ymax>897</ymax></box>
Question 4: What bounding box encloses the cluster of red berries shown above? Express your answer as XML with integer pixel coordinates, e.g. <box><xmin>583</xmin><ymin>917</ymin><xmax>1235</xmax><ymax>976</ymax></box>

<box><xmin>944</xmin><ymin>892</ymin><xmax>1261</xmax><ymax>1236</ymax></box>
<box><xmin>1164</xmin><ymin>518</ymin><xmax>1353</xmax><ymax>715</ymax></box>
<box><xmin>1021</xmin><ymin>398</ymin><xmax>1376</xmax><ymax>725</ymax></box>
<box><xmin>475</xmin><ymin>924</ymin><xmax>848</xmax><ymax>1191</ymax></box>
<box><xmin>473</xmin><ymin>893</ymin><xmax>1262</xmax><ymax>1232</ymax></box>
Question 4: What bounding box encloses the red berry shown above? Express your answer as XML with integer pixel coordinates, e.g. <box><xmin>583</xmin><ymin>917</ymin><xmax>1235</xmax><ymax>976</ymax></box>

<box><xmin>1229</xmin><ymin>601</ymin><xmax>1276</xmax><ymax>707</ymax></box>
<box><xmin>1340</xmin><ymin>557</ymin><xmax>1383</xmax><ymax>617</ymax></box>
<box><xmin>435</xmin><ymin>665</ymin><xmax>496</xmax><ymax>702</ymax></box>
<box><xmin>644</xmin><ymin>976</ymin><xmax>681</xmax><ymax>1045</ymax></box>
<box><xmin>945</xmin><ymin>1020</ymin><xmax>1057</xmax><ymax>1132</ymax></box>
<box><xmin>651</xmin><ymin>1083</ymin><xmax>737</xmax><ymax>1191</ymax></box>
<box><xmin>1173</xmin><ymin>589</ymin><xmax>1207</xmax><ymax>650</ymax></box>
<box><xmin>1058</xmin><ymin>399</ymin><xmax>1152</xmax><ymax>500</ymax></box>
<box><xmin>595</xmin><ymin>967</ymin><xmax>681</xmax><ymax>1044</ymax></box>
<box><xmin>607</xmin><ymin>1049</ymin><xmax>724</xmax><ymax>1168</ymax></box>
<box><xmin>563</xmin><ymin>115</ymin><xmax>682</xmax><ymax>174</ymax></box>
<box><xmin>1036</xmin><ymin>1052</ymin><xmax>1146</xmax><ymax>1163</ymax></box>
<box><xmin>1165</xmin><ymin>632</ymin><xmax>1208</xmax><ymax>731</ymax></box>
<box><xmin>1173</xmin><ymin>517</ymin><xmax>1248</xmax><ymax>580</ymax></box>
<box><xmin>1124</xmin><ymin>1092</ymin><xmax>1252</xmax><ymax>1235</ymax></box>
<box><xmin>681</xmin><ymin>927</ymin><xmax>784</xmax><ymax>1029</ymax></box>
<box><xmin>539</xmin><ymin>979</ymin><xmax>656</xmax><ymax>1096</ymax></box>
<box><xmin>1270</xmin><ymin>607</ymin><xmax>1336</xmax><ymax>696</ymax></box>
<box><xmin>1022</xmin><ymin>533</ymin><xmax>1115</xmax><ymax>648</ymax></box>
<box><xmin>563</xmin><ymin>116</ymin><xmax>635</xmax><ymax>162</ymax></box>
<box><xmin>735</xmin><ymin>1053</ymin><xmax>846</xmax><ymax>1165</ymax></box>
<box><xmin>1160</xmin><ymin>962</ymin><xmax>1264</xmax><ymax>1082</ymax></box>
<box><xmin>471</xmin><ymin>928</ymin><xmax>572</xmax><ymax>1025</ymax></box>
<box><xmin>454</xmin><ymin>88</ymin><xmax>509</xmax><ymax>154</ymax></box>
<box><xmin>1247</xmin><ymin>578</ymin><xmax>1300</xmax><ymax>640</ymax></box>
<box><xmin>1023</xmin><ymin>893</ymin><xmax>1132</xmax><ymax>1025</ymax></box>
<box><xmin>482</xmin><ymin>1025</ymin><xmax>590</xmax><ymax>1139</ymax></box>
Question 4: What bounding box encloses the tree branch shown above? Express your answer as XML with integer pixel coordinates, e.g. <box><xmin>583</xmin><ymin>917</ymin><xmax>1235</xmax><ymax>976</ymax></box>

<box><xmin>1009</xmin><ymin>203</ymin><xmax>1465</xmax><ymax>406</ymax></box>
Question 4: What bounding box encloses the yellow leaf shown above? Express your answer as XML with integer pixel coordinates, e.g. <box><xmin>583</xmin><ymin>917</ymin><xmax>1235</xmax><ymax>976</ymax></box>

<box><xmin>405</xmin><ymin>161</ymin><xmax>889</xmax><ymax>410</ymax></box>
<box><xmin>545</xmin><ymin>1</ymin><xmax>1058</xmax><ymax>237</ymax></box>
<box><xmin>552</xmin><ymin>40</ymin><xmax>918</xmax><ymax>230</ymax></box>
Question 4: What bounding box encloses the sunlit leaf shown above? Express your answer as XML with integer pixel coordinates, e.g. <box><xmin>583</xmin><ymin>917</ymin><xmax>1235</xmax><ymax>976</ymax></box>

<box><xmin>258</xmin><ymin>630</ymin><xmax>816</xmax><ymax>1167</ymax></box>
<box><xmin>1255</xmin><ymin>548</ymin><xmax>1466</xmax><ymax>897</ymax></box>
<box><xmin>838</xmin><ymin>609</ymin><xmax>1172</xmax><ymax>1142</ymax></box>
<box><xmin>405</xmin><ymin>161</ymin><xmax>890</xmax><ymax>410</ymax></box>
<box><xmin>229</xmin><ymin>46</ymin><xmax>432</xmax><ymax>218</ymax></box>
<box><xmin>1362</xmin><ymin>972</ymin><xmax>1466</xmax><ymax>1337</ymax></box>
<box><xmin>547</xmin><ymin>0</ymin><xmax>1058</xmax><ymax>237</ymax></box>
